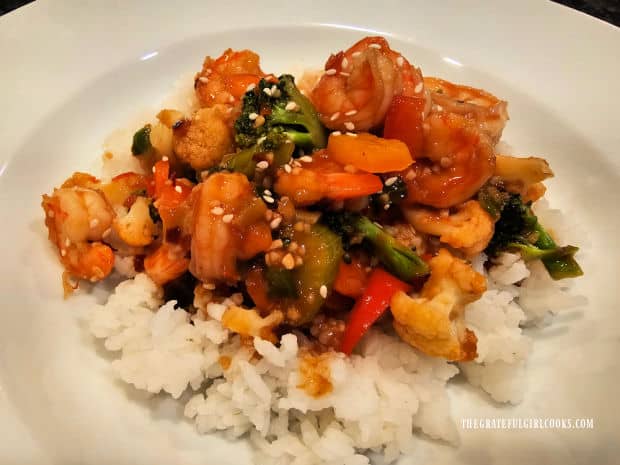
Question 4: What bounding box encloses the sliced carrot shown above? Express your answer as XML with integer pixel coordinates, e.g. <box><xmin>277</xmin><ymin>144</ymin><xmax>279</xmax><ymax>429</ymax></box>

<box><xmin>152</xmin><ymin>160</ymin><xmax>170</xmax><ymax>198</ymax></box>
<box><xmin>327</xmin><ymin>132</ymin><xmax>413</xmax><ymax>173</ymax></box>
<box><xmin>325</xmin><ymin>172</ymin><xmax>383</xmax><ymax>200</ymax></box>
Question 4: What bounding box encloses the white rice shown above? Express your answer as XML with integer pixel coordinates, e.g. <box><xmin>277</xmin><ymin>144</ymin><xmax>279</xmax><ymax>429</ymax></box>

<box><xmin>88</xmin><ymin>72</ymin><xmax>587</xmax><ymax>464</ymax></box>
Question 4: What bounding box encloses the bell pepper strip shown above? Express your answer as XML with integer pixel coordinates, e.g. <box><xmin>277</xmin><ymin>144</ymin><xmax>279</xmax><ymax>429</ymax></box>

<box><xmin>327</xmin><ymin>132</ymin><xmax>413</xmax><ymax>173</ymax></box>
<box><xmin>383</xmin><ymin>95</ymin><xmax>426</xmax><ymax>158</ymax></box>
<box><xmin>151</xmin><ymin>159</ymin><xmax>170</xmax><ymax>198</ymax></box>
<box><xmin>340</xmin><ymin>268</ymin><xmax>412</xmax><ymax>355</ymax></box>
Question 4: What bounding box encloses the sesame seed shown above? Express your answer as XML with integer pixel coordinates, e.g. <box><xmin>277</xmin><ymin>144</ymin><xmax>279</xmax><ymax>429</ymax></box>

<box><xmin>384</xmin><ymin>204</ymin><xmax>391</xmax><ymax>210</ymax></box>
<box><xmin>175</xmin><ymin>185</ymin><xmax>183</xmax><ymax>193</ymax></box>
<box><xmin>198</xmin><ymin>76</ymin><xmax>209</xmax><ymax>83</ymax></box>
<box><xmin>257</xmin><ymin>136</ymin><xmax>266</xmax><ymax>145</ymax></box>
<box><xmin>228</xmin><ymin>95</ymin><xmax>235</xmax><ymax>103</ymax></box>
<box><xmin>352</xmin><ymin>51</ymin><xmax>362</xmax><ymax>58</ymax></box>
<box><xmin>440</xmin><ymin>209</ymin><xmax>450</xmax><ymax>218</ymax></box>
<box><xmin>204</xmin><ymin>283</ymin><xmax>216</xmax><ymax>290</ymax></box>
<box><xmin>332</xmin><ymin>131</ymin><xmax>342</xmax><ymax>136</ymax></box>
<box><xmin>385</xmin><ymin>176</ymin><xmax>398</xmax><ymax>187</ymax></box>
<box><xmin>263</xmin><ymin>189</ymin><xmax>272</xmax><ymax>196</ymax></box>
<box><xmin>344</xmin><ymin>109</ymin><xmax>358</xmax><ymax>116</ymax></box>
<box><xmin>345</xmin><ymin>132</ymin><xmax>357</xmax><ymax>137</ymax></box>
<box><xmin>262</xmin><ymin>87</ymin><xmax>272</xmax><ymax>96</ymax></box>
<box><xmin>254</xmin><ymin>115</ymin><xmax>265</xmax><ymax>127</ymax></box>
<box><xmin>283</xmin><ymin>164</ymin><xmax>292</xmax><ymax>173</ymax></box>
<box><xmin>270</xmin><ymin>239</ymin><xmax>283</xmax><ymax>250</ymax></box>
<box><xmin>436</xmin><ymin>105</ymin><xmax>444</xmax><ymax>112</ymax></box>
<box><xmin>414</xmin><ymin>82</ymin><xmax>423</xmax><ymax>94</ymax></box>
<box><xmin>369</xmin><ymin>43</ymin><xmax>382</xmax><ymax>49</ymax></box>
<box><xmin>246</xmin><ymin>83</ymin><xmax>256</xmax><ymax>92</ymax></box>
<box><xmin>285</xmin><ymin>101</ymin><xmax>298</xmax><ymax>111</ymax></box>
<box><xmin>292</xmin><ymin>160</ymin><xmax>302</xmax><ymax>168</ymax></box>
<box><xmin>211</xmin><ymin>206</ymin><xmax>224</xmax><ymax>215</ymax></box>
<box><xmin>152</xmin><ymin>166</ymin><xmax>156</xmax><ymax>173</ymax></box>
<box><xmin>89</xmin><ymin>218</ymin><xmax>99</xmax><ymax>228</ymax></box>
<box><xmin>222</xmin><ymin>213</ymin><xmax>234</xmax><ymax>223</ymax></box>
<box><xmin>162</xmin><ymin>156</ymin><xmax>169</xmax><ymax>162</ymax></box>
<box><xmin>47</xmin><ymin>210</ymin><xmax>55</xmax><ymax>218</ymax></box>
<box><xmin>263</xmin><ymin>195</ymin><xmax>275</xmax><ymax>204</ymax></box>
<box><xmin>396</xmin><ymin>56</ymin><xmax>404</xmax><ymax>67</ymax></box>
<box><xmin>65</xmin><ymin>238</ymin><xmax>71</xmax><ymax>247</ymax></box>
<box><xmin>339</xmin><ymin>72</ymin><xmax>351</xmax><ymax>77</ymax></box>
<box><xmin>248</xmin><ymin>112</ymin><xmax>259</xmax><ymax>120</ymax></box>
<box><xmin>299</xmin><ymin>156</ymin><xmax>313</xmax><ymax>163</ymax></box>
<box><xmin>319</xmin><ymin>285</ymin><xmax>328</xmax><ymax>299</ymax></box>
<box><xmin>341</xmin><ymin>57</ymin><xmax>349</xmax><ymax>69</ymax></box>
<box><xmin>270</xmin><ymin>217</ymin><xmax>282</xmax><ymax>229</ymax></box>
<box><xmin>344</xmin><ymin>121</ymin><xmax>355</xmax><ymax>131</ymax></box>
<box><xmin>330</xmin><ymin>112</ymin><xmax>340</xmax><ymax>121</ymax></box>
<box><xmin>60</xmin><ymin>249</ymin><xmax>66</xmax><ymax>257</ymax></box>
<box><xmin>282</xmin><ymin>253</ymin><xmax>295</xmax><ymax>270</ymax></box>
<box><xmin>325</xmin><ymin>68</ymin><xmax>337</xmax><ymax>75</ymax></box>
<box><xmin>440</xmin><ymin>156</ymin><xmax>453</xmax><ymax>168</ymax></box>
<box><xmin>256</xmin><ymin>160</ymin><xmax>269</xmax><ymax>170</ymax></box>
<box><xmin>102</xmin><ymin>228</ymin><xmax>111</xmax><ymax>237</ymax></box>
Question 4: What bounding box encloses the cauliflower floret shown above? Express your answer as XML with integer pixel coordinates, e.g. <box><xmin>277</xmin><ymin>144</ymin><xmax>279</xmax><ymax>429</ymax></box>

<box><xmin>494</xmin><ymin>154</ymin><xmax>554</xmax><ymax>202</ymax></box>
<box><xmin>390</xmin><ymin>248</ymin><xmax>486</xmax><ymax>361</ymax></box>
<box><xmin>405</xmin><ymin>200</ymin><xmax>493</xmax><ymax>256</ymax></box>
<box><xmin>173</xmin><ymin>105</ymin><xmax>234</xmax><ymax>170</ymax></box>
<box><xmin>221</xmin><ymin>306</ymin><xmax>283</xmax><ymax>343</ymax></box>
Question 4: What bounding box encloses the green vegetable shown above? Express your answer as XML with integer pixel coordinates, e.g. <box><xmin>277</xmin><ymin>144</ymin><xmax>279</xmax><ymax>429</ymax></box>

<box><xmin>485</xmin><ymin>192</ymin><xmax>583</xmax><ymax>280</ymax></box>
<box><xmin>322</xmin><ymin>211</ymin><xmax>429</xmax><ymax>282</ymax></box>
<box><xmin>131</xmin><ymin>124</ymin><xmax>152</xmax><ymax>155</ymax></box>
<box><xmin>290</xmin><ymin>224</ymin><xmax>343</xmax><ymax>325</ymax></box>
<box><xmin>265</xmin><ymin>267</ymin><xmax>298</xmax><ymax>299</ymax></box>
<box><xmin>234</xmin><ymin>74</ymin><xmax>327</xmax><ymax>151</ymax></box>
<box><xmin>222</xmin><ymin>135</ymin><xmax>295</xmax><ymax>179</ymax></box>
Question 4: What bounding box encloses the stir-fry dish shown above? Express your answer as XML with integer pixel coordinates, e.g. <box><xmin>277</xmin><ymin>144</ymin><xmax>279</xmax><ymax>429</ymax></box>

<box><xmin>41</xmin><ymin>37</ymin><xmax>583</xmax><ymax>464</ymax></box>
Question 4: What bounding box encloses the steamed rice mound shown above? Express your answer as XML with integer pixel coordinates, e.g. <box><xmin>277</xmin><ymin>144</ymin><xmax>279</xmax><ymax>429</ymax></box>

<box><xmin>87</xmin><ymin>234</ymin><xmax>582</xmax><ymax>465</ymax></box>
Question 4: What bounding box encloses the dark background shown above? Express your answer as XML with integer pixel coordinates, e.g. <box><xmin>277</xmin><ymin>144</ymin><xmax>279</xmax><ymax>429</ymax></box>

<box><xmin>1</xmin><ymin>0</ymin><xmax>618</xmax><ymax>26</ymax></box>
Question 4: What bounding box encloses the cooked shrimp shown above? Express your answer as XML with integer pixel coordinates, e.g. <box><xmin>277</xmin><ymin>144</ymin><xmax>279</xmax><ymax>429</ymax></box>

<box><xmin>173</xmin><ymin>105</ymin><xmax>235</xmax><ymax>170</ymax></box>
<box><xmin>404</xmin><ymin>112</ymin><xmax>496</xmax><ymax>208</ymax></box>
<box><xmin>190</xmin><ymin>172</ymin><xmax>272</xmax><ymax>283</ymax></box>
<box><xmin>390</xmin><ymin>248</ymin><xmax>485</xmax><ymax>361</ymax></box>
<box><xmin>42</xmin><ymin>177</ymin><xmax>115</xmax><ymax>294</ymax></box>
<box><xmin>194</xmin><ymin>48</ymin><xmax>267</xmax><ymax>111</ymax></box>
<box><xmin>144</xmin><ymin>242</ymin><xmax>190</xmax><ymax>286</ymax></box>
<box><xmin>310</xmin><ymin>36</ymin><xmax>425</xmax><ymax>132</ymax></box>
<box><xmin>404</xmin><ymin>200</ymin><xmax>494</xmax><ymax>256</ymax></box>
<box><xmin>424</xmin><ymin>77</ymin><xmax>509</xmax><ymax>143</ymax></box>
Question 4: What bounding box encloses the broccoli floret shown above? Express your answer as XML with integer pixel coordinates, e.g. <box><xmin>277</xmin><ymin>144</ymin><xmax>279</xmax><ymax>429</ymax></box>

<box><xmin>322</xmin><ymin>211</ymin><xmax>429</xmax><ymax>282</ymax></box>
<box><xmin>485</xmin><ymin>192</ymin><xmax>583</xmax><ymax>280</ymax></box>
<box><xmin>234</xmin><ymin>75</ymin><xmax>327</xmax><ymax>151</ymax></box>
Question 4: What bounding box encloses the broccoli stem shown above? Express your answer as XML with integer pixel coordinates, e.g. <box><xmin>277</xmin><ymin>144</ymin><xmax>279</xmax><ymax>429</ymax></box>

<box><xmin>353</xmin><ymin>216</ymin><xmax>429</xmax><ymax>281</ymax></box>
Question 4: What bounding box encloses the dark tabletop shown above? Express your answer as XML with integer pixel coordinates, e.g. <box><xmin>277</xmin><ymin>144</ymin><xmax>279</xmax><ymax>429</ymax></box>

<box><xmin>1</xmin><ymin>0</ymin><xmax>618</xmax><ymax>26</ymax></box>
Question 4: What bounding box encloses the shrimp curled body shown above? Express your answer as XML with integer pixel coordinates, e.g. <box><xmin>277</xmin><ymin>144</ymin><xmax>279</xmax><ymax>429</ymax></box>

<box><xmin>310</xmin><ymin>37</ymin><xmax>426</xmax><ymax>132</ymax></box>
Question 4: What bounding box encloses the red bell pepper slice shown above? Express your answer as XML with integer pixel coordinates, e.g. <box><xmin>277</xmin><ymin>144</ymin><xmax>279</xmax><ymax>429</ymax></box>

<box><xmin>340</xmin><ymin>268</ymin><xmax>412</xmax><ymax>355</ymax></box>
<box><xmin>383</xmin><ymin>95</ymin><xmax>425</xmax><ymax>158</ymax></box>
